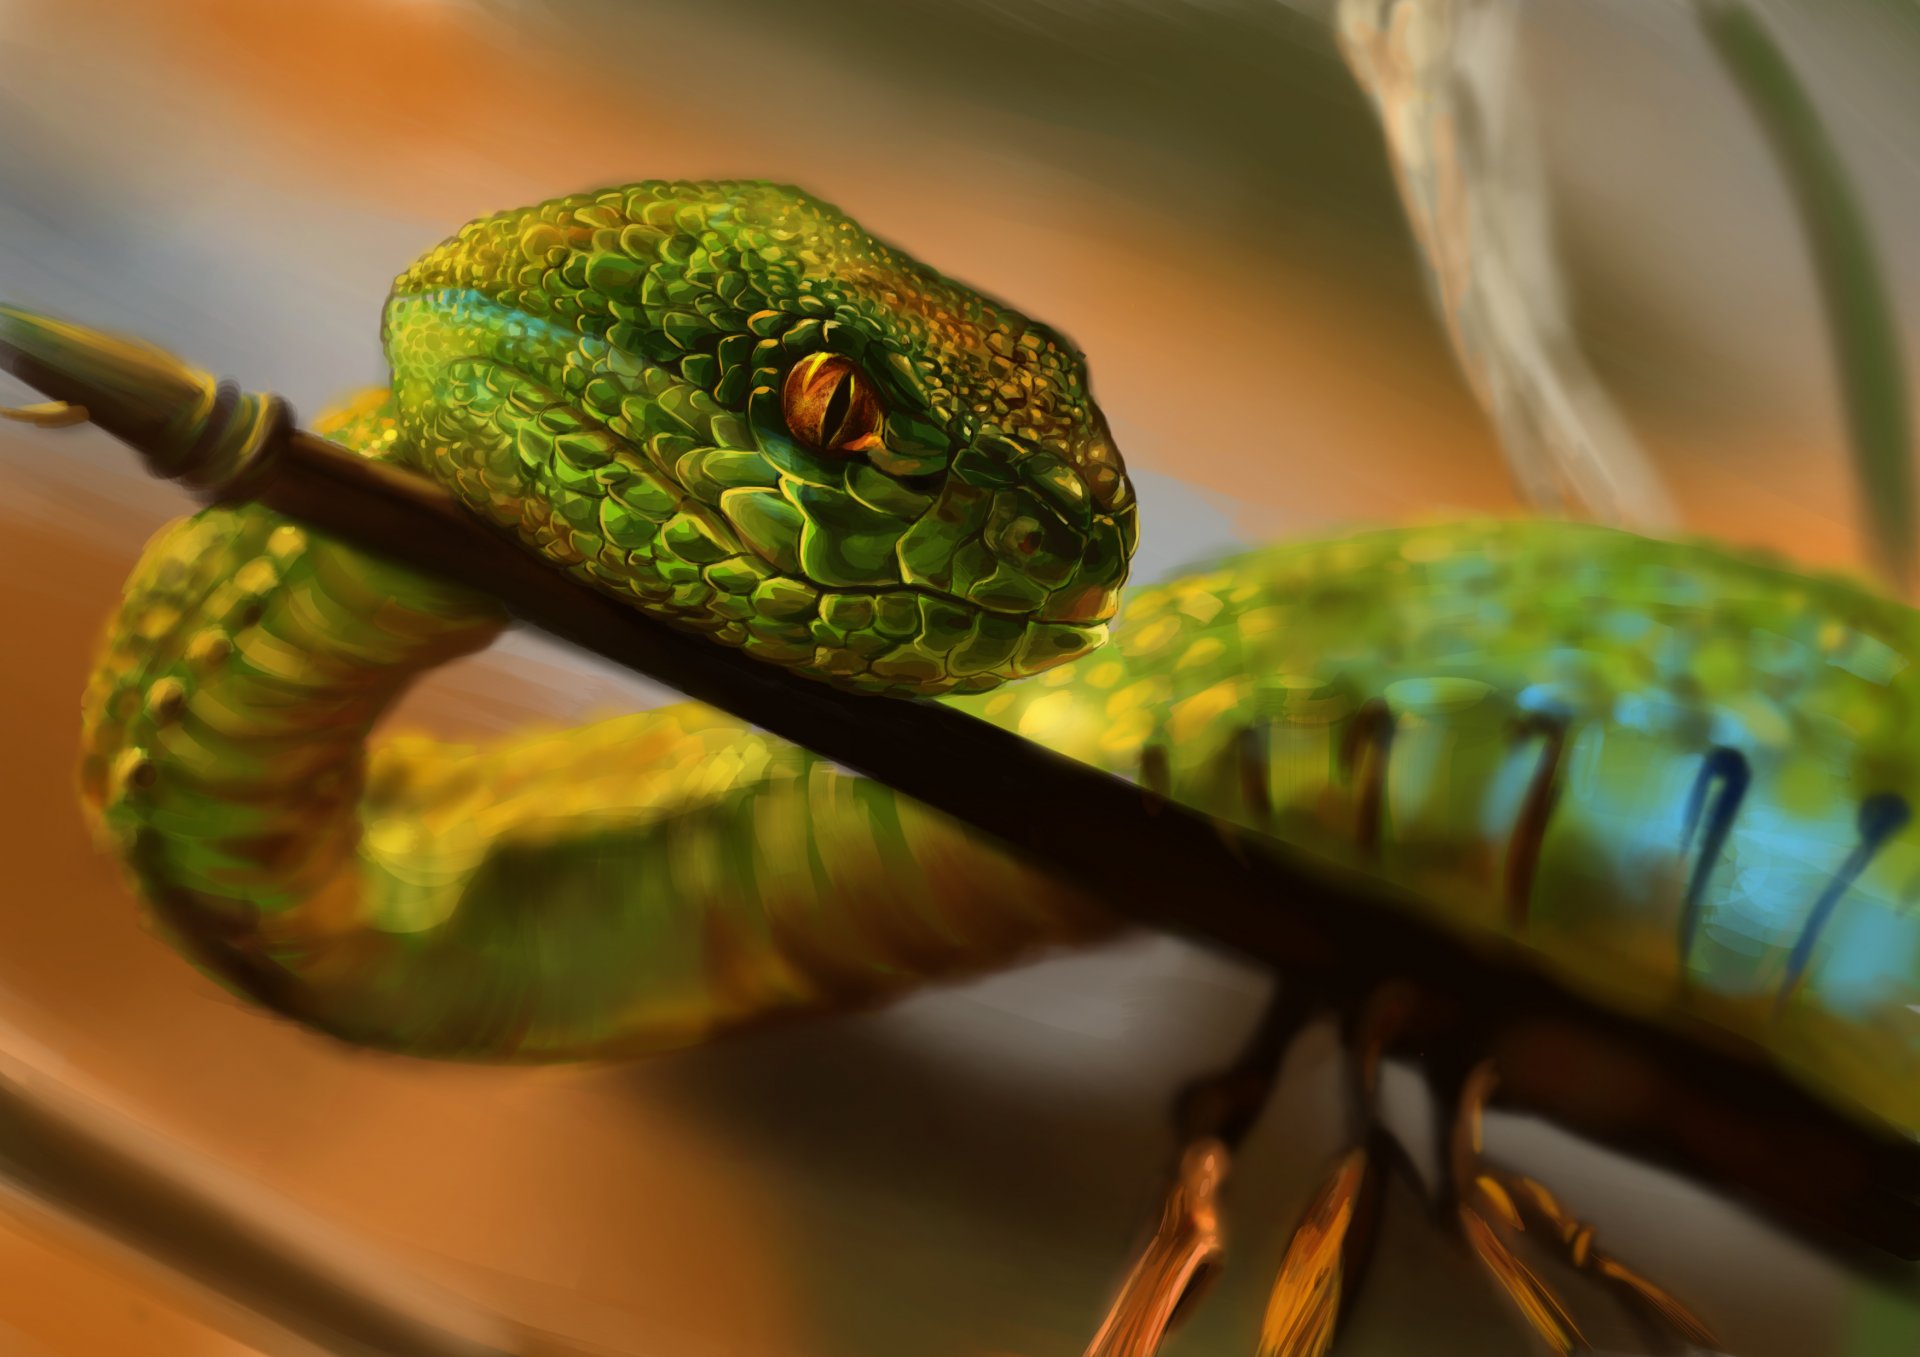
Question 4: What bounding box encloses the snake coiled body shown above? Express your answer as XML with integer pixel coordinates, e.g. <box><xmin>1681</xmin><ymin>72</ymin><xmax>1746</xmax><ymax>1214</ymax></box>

<box><xmin>78</xmin><ymin>184</ymin><xmax>1920</xmax><ymax>1142</ymax></box>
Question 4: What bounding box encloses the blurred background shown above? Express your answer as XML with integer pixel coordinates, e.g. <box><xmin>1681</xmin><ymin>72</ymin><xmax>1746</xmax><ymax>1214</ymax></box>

<box><xmin>1</xmin><ymin>0</ymin><xmax>1919</xmax><ymax>1352</ymax></box>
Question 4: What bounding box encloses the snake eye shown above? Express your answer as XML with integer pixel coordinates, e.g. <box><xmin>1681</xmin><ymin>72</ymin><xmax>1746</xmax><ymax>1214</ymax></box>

<box><xmin>782</xmin><ymin>353</ymin><xmax>884</xmax><ymax>456</ymax></box>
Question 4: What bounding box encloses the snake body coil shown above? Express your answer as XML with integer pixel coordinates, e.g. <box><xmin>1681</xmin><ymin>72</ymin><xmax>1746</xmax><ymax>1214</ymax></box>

<box><xmin>78</xmin><ymin>184</ymin><xmax>1920</xmax><ymax>1148</ymax></box>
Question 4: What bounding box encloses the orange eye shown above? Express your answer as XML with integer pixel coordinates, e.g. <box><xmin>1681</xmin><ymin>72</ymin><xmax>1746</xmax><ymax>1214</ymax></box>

<box><xmin>782</xmin><ymin>353</ymin><xmax>884</xmax><ymax>455</ymax></box>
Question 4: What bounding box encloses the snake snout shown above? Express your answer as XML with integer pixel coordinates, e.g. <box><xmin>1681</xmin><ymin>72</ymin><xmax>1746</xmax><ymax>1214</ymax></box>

<box><xmin>1074</xmin><ymin>411</ymin><xmax>1128</xmax><ymax>512</ymax></box>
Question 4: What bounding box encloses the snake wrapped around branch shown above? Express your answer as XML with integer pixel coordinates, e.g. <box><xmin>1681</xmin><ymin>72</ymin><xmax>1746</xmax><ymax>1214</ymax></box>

<box><xmin>72</xmin><ymin>183</ymin><xmax>1920</xmax><ymax>1160</ymax></box>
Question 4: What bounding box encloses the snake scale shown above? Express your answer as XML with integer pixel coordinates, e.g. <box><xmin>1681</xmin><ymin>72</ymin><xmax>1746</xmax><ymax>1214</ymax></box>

<box><xmin>75</xmin><ymin>181</ymin><xmax>1920</xmax><ymax>1152</ymax></box>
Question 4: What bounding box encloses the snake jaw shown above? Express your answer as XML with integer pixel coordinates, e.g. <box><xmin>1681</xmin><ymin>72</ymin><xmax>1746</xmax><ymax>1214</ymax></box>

<box><xmin>382</xmin><ymin>180</ymin><xmax>1134</xmax><ymax>696</ymax></box>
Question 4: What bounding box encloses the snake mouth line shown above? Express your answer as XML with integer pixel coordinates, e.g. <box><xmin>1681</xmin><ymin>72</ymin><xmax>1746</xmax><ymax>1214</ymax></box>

<box><xmin>788</xmin><ymin>577</ymin><xmax>1100</xmax><ymax>625</ymax></box>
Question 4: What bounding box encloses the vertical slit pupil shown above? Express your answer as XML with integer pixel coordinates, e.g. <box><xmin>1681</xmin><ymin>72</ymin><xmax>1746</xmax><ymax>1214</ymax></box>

<box><xmin>821</xmin><ymin>372</ymin><xmax>854</xmax><ymax>447</ymax></box>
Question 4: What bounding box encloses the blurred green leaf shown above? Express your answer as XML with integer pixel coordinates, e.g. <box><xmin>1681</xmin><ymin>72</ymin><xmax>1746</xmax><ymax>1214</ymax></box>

<box><xmin>1700</xmin><ymin>0</ymin><xmax>1915</xmax><ymax>595</ymax></box>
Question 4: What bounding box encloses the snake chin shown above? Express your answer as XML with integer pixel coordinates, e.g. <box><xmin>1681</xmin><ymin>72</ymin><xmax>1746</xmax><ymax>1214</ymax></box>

<box><xmin>762</xmin><ymin>578</ymin><xmax>1110</xmax><ymax>697</ymax></box>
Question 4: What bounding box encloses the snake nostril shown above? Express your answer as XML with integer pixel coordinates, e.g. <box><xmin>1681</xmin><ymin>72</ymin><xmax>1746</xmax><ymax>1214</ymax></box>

<box><xmin>1074</xmin><ymin>413</ymin><xmax>1126</xmax><ymax>511</ymax></box>
<box><xmin>1086</xmin><ymin>464</ymin><xmax>1125</xmax><ymax>511</ymax></box>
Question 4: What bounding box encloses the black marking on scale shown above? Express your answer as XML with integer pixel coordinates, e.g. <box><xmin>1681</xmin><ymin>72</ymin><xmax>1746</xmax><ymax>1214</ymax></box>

<box><xmin>1504</xmin><ymin>711</ymin><xmax>1573</xmax><ymax>933</ymax></box>
<box><xmin>1139</xmin><ymin>741</ymin><xmax>1173</xmax><ymax>809</ymax></box>
<box><xmin>1234</xmin><ymin>720</ymin><xmax>1273</xmax><ymax>829</ymax></box>
<box><xmin>1678</xmin><ymin>746</ymin><xmax>1752</xmax><ymax>966</ymax></box>
<box><xmin>1341</xmin><ymin>698</ymin><xmax>1396</xmax><ymax>857</ymax></box>
<box><xmin>1778</xmin><ymin>792</ymin><xmax>1913</xmax><ymax>1011</ymax></box>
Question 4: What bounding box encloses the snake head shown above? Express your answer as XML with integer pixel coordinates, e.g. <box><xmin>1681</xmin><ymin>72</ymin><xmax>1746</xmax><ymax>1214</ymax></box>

<box><xmin>383</xmin><ymin>180</ymin><xmax>1136</xmax><ymax>696</ymax></box>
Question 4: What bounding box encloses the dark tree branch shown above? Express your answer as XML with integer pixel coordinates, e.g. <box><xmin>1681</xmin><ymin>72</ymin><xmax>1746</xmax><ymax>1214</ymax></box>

<box><xmin>4</xmin><ymin>304</ymin><xmax>1918</xmax><ymax>1270</ymax></box>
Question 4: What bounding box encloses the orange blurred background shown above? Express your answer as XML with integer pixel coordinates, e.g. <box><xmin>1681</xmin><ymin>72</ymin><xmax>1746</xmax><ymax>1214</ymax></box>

<box><xmin>1</xmin><ymin>0</ymin><xmax>1918</xmax><ymax>1353</ymax></box>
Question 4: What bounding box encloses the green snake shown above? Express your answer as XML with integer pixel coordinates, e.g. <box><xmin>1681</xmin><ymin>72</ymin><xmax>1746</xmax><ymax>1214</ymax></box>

<box><xmin>78</xmin><ymin>182</ymin><xmax>1920</xmax><ymax>1145</ymax></box>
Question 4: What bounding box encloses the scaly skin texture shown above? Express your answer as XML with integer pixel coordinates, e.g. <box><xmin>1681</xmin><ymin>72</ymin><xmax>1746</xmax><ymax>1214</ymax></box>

<box><xmin>76</xmin><ymin>183</ymin><xmax>1920</xmax><ymax>1139</ymax></box>
<box><xmin>382</xmin><ymin>181</ymin><xmax>1132</xmax><ymax>693</ymax></box>
<box><xmin>952</xmin><ymin>522</ymin><xmax>1920</xmax><ymax>1135</ymax></box>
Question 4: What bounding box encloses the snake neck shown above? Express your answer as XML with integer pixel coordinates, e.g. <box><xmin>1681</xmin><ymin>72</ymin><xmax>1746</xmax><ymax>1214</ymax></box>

<box><xmin>79</xmin><ymin>424</ymin><xmax>1105</xmax><ymax>1060</ymax></box>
